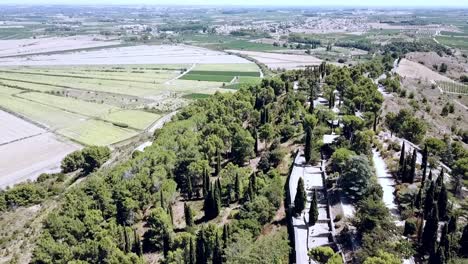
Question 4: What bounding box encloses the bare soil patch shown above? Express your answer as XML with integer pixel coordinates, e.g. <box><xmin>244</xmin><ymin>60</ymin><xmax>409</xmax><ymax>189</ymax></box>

<box><xmin>406</xmin><ymin>51</ymin><xmax>468</xmax><ymax>81</ymax></box>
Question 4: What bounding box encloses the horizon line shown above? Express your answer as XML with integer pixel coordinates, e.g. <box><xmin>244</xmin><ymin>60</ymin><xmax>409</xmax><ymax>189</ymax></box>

<box><xmin>1</xmin><ymin>4</ymin><xmax>468</xmax><ymax>8</ymax></box>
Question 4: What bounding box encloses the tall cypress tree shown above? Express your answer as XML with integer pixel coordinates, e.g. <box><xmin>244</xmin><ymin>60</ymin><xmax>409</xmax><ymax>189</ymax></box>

<box><xmin>212</xmin><ymin>233</ymin><xmax>223</xmax><ymax>264</ymax></box>
<box><xmin>133</xmin><ymin>228</ymin><xmax>142</xmax><ymax>256</ymax></box>
<box><xmin>309</xmin><ymin>190</ymin><xmax>319</xmax><ymax>226</ymax></box>
<box><xmin>204</xmin><ymin>185</ymin><xmax>214</xmax><ymax>219</ymax></box>
<box><xmin>424</xmin><ymin>181</ymin><xmax>435</xmax><ymax>219</ymax></box>
<box><xmin>123</xmin><ymin>226</ymin><xmax>130</xmax><ymax>253</ymax></box>
<box><xmin>422</xmin><ymin>144</ymin><xmax>428</xmax><ymax>182</ymax></box>
<box><xmin>304</xmin><ymin>126</ymin><xmax>313</xmax><ymax>164</ymax></box>
<box><xmin>439</xmin><ymin>223</ymin><xmax>450</xmax><ymax>260</ymax></box>
<box><xmin>160</xmin><ymin>190</ymin><xmax>164</xmax><ymax>208</ymax></box>
<box><xmin>234</xmin><ymin>173</ymin><xmax>240</xmax><ymax>202</ymax></box>
<box><xmin>187</xmin><ymin>174</ymin><xmax>193</xmax><ymax>199</ymax></box>
<box><xmin>428</xmin><ymin>169</ymin><xmax>433</xmax><ymax>181</ymax></box>
<box><xmin>294</xmin><ymin>178</ymin><xmax>306</xmax><ymax>215</ymax></box>
<box><xmin>250</xmin><ymin>173</ymin><xmax>257</xmax><ymax>195</ymax></box>
<box><xmin>189</xmin><ymin>237</ymin><xmax>195</xmax><ymax>264</ymax></box>
<box><xmin>216</xmin><ymin>148</ymin><xmax>221</xmax><ymax>176</ymax></box>
<box><xmin>460</xmin><ymin>224</ymin><xmax>468</xmax><ymax>257</ymax></box>
<box><xmin>214</xmin><ymin>183</ymin><xmax>221</xmax><ymax>217</ymax></box>
<box><xmin>184</xmin><ymin>203</ymin><xmax>194</xmax><ymax>227</ymax></box>
<box><xmin>447</xmin><ymin>215</ymin><xmax>457</xmax><ymax>234</ymax></box>
<box><xmin>409</xmin><ymin>149</ymin><xmax>417</xmax><ymax>184</ymax></box>
<box><xmin>196</xmin><ymin>228</ymin><xmax>207</xmax><ymax>264</ymax></box>
<box><xmin>422</xmin><ymin>204</ymin><xmax>439</xmax><ymax>255</ymax></box>
<box><xmin>438</xmin><ymin>183</ymin><xmax>448</xmax><ymax>220</ymax></box>
<box><xmin>415</xmin><ymin>185</ymin><xmax>423</xmax><ymax>210</ymax></box>
<box><xmin>222</xmin><ymin>224</ymin><xmax>229</xmax><ymax>248</ymax></box>
<box><xmin>203</xmin><ymin>169</ymin><xmax>210</xmax><ymax>197</ymax></box>
<box><xmin>254</xmin><ymin>129</ymin><xmax>259</xmax><ymax>154</ymax></box>
<box><xmin>399</xmin><ymin>142</ymin><xmax>406</xmax><ymax>168</ymax></box>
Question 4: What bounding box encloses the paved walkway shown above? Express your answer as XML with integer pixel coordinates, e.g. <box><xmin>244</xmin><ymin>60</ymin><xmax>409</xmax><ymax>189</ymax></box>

<box><xmin>289</xmin><ymin>151</ymin><xmax>333</xmax><ymax>264</ymax></box>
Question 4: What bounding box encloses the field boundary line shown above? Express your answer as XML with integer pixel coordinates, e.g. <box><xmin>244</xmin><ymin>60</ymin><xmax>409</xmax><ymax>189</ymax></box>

<box><xmin>165</xmin><ymin>63</ymin><xmax>196</xmax><ymax>84</ymax></box>
<box><xmin>0</xmin><ymin>132</ymin><xmax>46</xmax><ymax>147</ymax></box>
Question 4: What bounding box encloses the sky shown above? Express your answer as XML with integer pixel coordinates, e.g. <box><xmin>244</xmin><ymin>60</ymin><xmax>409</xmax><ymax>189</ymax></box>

<box><xmin>2</xmin><ymin>0</ymin><xmax>468</xmax><ymax>7</ymax></box>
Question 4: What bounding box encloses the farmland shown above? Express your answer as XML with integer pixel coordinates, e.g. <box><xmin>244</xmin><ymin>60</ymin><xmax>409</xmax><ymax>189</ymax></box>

<box><xmin>0</xmin><ymin>43</ymin><xmax>258</xmax><ymax>189</ymax></box>
<box><xmin>437</xmin><ymin>81</ymin><xmax>468</xmax><ymax>95</ymax></box>
<box><xmin>227</xmin><ymin>49</ymin><xmax>323</xmax><ymax>70</ymax></box>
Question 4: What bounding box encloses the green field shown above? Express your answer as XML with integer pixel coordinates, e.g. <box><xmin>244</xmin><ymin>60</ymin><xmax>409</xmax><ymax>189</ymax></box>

<box><xmin>435</xmin><ymin>36</ymin><xmax>468</xmax><ymax>51</ymax></box>
<box><xmin>0</xmin><ymin>64</ymin><xmax>251</xmax><ymax>146</ymax></box>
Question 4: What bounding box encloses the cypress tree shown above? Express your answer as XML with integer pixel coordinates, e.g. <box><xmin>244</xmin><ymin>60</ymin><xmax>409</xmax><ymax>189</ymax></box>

<box><xmin>428</xmin><ymin>169</ymin><xmax>433</xmax><ymax>181</ymax></box>
<box><xmin>447</xmin><ymin>215</ymin><xmax>457</xmax><ymax>234</ymax></box>
<box><xmin>160</xmin><ymin>190</ymin><xmax>164</xmax><ymax>208</ymax></box>
<box><xmin>133</xmin><ymin>228</ymin><xmax>142</xmax><ymax>256</ymax></box>
<box><xmin>309</xmin><ymin>190</ymin><xmax>319</xmax><ymax>226</ymax></box>
<box><xmin>189</xmin><ymin>237</ymin><xmax>195</xmax><ymax>264</ymax></box>
<box><xmin>187</xmin><ymin>174</ymin><xmax>193</xmax><ymax>199</ymax></box>
<box><xmin>212</xmin><ymin>233</ymin><xmax>223</xmax><ymax>264</ymax></box>
<box><xmin>409</xmin><ymin>149</ymin><xmax>417</xmax><ymax>184</ymax></box>
<box><xmin>415</xmin><ymin>185</ymin><xmax>423</xmax><ymax>210</ymax></box>
<box><xmin>196</xmin><ymin>228</ymin><xmax>207</xmax><ymax>264</ymax></box>
<box><xmin>184</xmin><ymin>203</ymin><xmax>194</xmax><ymax>227</ymax></box>
<box><xmin>222</xmin><ymin>224</ymin><xmax>229</xmax><ymax>248</ymax></box>
<box><xmin>422</xmin><ymin>144</ymin><xmax>428</xmax><ymax>182</ymax></box>
<box><xmin>204</xmin><ymin>185</ymin><xmax>214</xmax><ymax>219</ymax></box>
<box><xmin>216</xmin><ymin>149</ymin><xmax>221</xmax><ymax>176</ymax></box>
<box><xmin>294</xmin><ymin>178</ymin><xmax>306</xmax><ymax>215</ymax></box>
<box><xmin>123</xmin><ymin>226</ymin><xmax>130</xmax><ymax>253</ymax></box>
<box><xmin>203</xmin><ymin>169</ymin><xmax>210</xmax><ymax>197</ymax></box>
<box><xmin>234</xmin><ymin>173</ymin><xmax>240</xmax><ymax>202</ymax></box>
<box><xmin>214</xmin><ymin>183</ymin><xmax>221</xmax><ymax>217</ymax></box>
<box><xmin>399</xmin><ymin>142</ymin><xmax>406</xmax><ymax>168</ymax></box>
<box><xmin>226</xmin><ymin>184</ymin><xmax>232</xmax><ymax>205</ymax></box>
<box><xmin>440</xmin><ymin>223</ymin><xmax>450</xmax><ymax>260</ymax></box>
<box><xmin>254</xmin><ymin>129</ymin><xmax>259</xmax><ymax>154</ymax></box>
<box><xmin>422</xmin><ymin>204</ymin><xmax>439</xmax><ymax>255</ymax></box>
<box><xmin>460</xmin><ymin>224</ymin><xmax>468</xmax><ymax>257</ymax></box>
<box><xmin>424</xmin><ymin>181</ymin><xmax>435</xmax><ymax>219</ymax></box>
<box><xmin>216</xmin><ymin>178</ymin><xmax>222</xmax><ymax>198</ymax></box>
<box><xmin>168</xmin><ymin>205</ymin><xmax>174</xmax><ymax>225</ymax></box>
<box><xmin>304</xmin><ymin>126</ymin><xmax>313</xmax><ymax>164</ymax></box>
<box><xmin>401</xmin><ymin>155</ymin><xmax>408</xmax><ymax>183</ymax></box>
<box><xmin>250</xmin><ymin>173</ymin><xmax>257</xmax><ymax>195</ymax></box>
<box><xmin>163</xmin><ymin>232</ymin><xmax>170</xmax><ymax>257</ymax></box>
<box><xmin>438</xmin><ymin>183</ymin><xmax>448</xmax><ymax>220</ymax></box>
<box><xmin>436</xmin><ymin>169</ymin><xmax>445</xmax><ymax>188</ymax></box>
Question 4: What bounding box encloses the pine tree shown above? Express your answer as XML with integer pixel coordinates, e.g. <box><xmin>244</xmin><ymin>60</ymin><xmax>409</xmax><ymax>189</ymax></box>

<box><xmin>294</xmin><ymin>178</ymin><xmax>306</xmax><ymax>215</ymax></box>
<box><xmin>196</xmin><ymin>228</ymin><xmax>207</xmax><ymax>264</ymax></box>
<box><xmin>422</xmin><ymin>204</ymin><xmax>439</xmax><ymax>255</ymax></box>
<box><xmin>460</xmin><ymin>224</ymin><xmax>468</xmax><ymax>257</ymax></box>
<box><xmin>424</xmin><ymin>181</ymin><xmax>435</xmax><ymax>219</ymax></box>
<box><xmin>304</xmin><ymin>126</ymin><xmax>313</xmax><ymax>164</ymax></box>
<box><xmin>309</xmin><ymin>190</ymin><xmax>319</xmax><ymax>226</ymax></box>
<box><xmin>234</xmin><ymin>173</ymin><xmax>240</xmax><ymax>202</ymax></box>
<box><xmin>184</xmin><ymin>203</ymin><xmax>194</xmax><ymax>228</ymax></box>
<box><xmin>438</xmin><ymin>183</ymin><xmax>448</xmax><ymax>220</ymax></box>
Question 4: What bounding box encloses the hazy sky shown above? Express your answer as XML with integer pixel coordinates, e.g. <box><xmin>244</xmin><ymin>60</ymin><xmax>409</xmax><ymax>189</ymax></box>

<box><xmin>3</xmin><ymin>0</ymin><xmax>468</xmax><ymax>7</ymax></box>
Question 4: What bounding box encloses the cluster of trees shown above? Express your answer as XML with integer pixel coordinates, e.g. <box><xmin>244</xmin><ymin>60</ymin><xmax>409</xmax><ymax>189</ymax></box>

<box><xmin>61</xmin><ymin>146</ymin><xmax>111</xmax><ymax>173</ymax></box>
<box><xmin>334</xmin><ymin>40</ymin><xmax>374</xmax><ymax>52</ymax></box>
<box><xmin>0</xmin><ymin>173</ymin><xmax>66</xmax><ymax>212</ymax></box>
<box><xmin>385</xmin><ymin>109</ymin><xmax>427</xmax><ymax>144</ymax></box>
<box><xmin>31</xmin><ymin>73</ymin><xmax>314</xmax><ymax>263</ymax></box>
<box><xmin>288</xmin><ymin>34</ymin><xmax>321</xmax><ymax>46</ymax></box>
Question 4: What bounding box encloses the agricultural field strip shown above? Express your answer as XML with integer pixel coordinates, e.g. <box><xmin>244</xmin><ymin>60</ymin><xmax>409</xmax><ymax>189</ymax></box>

<box><xmin>15</xmin><ymin>92</ymin><xmax>159</xmax><ymax>131</ymax></box>
<box><xmin>0</xmin><ymin>75</ymin><xmax>166</xmax><ymax>97</ymax></box>
<box><xmin>0</xmin><ymin>73</ymin><xmax>229</xmax><ymax>96</ymax></box>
